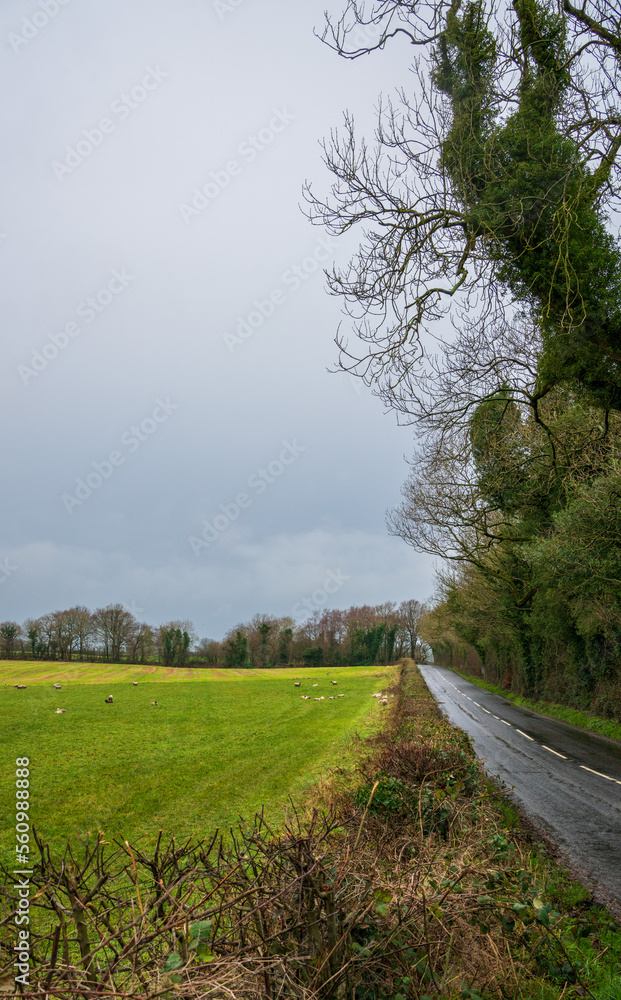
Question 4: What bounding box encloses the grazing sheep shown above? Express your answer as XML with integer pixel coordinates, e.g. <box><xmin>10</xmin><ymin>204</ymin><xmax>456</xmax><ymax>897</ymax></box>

<box><xmin>132</xmin><ymin>681</ymin><xmax>138</xmax><ymax>686</ymax></box>
<box><xmin>329</xmin><ymin>696</ymin><xmax>335</xmax><ymax>700</ymax></box>
<box><xmin>294</xmin><ymin>682</ymin><xmax>301</xmax><ymax>687</ymax></box>
<box><xmin>53</xmin><ymin>683</ymin><xmax>61</xmax><ymax>690</ymax></box>
<box><xmin>337</xmin><ymin>693</ymin><xmax>344</xmax><ymax>698</ymax></box>
<box><xmin>14</xmin><ymin>684</ymin><xmax>26</xmax><ymax>689</ymax></box>
<box><xmin>314</xmin><ymin>697</ymin><xmax>321</xmax><ymax>701</ymax></box>
<box><xmin>301</xmin><ymin>695</ymin><xmax>310</xmax><ymax>700</ymax></box>
<box><xmin>319</xmin><ymin>696</ymin><xmax>325</xmax><ymax>700</ymax></box>
<box><xmin>331</xmin><ymin>681</ymin><xmax>337</xmax><ymax>686</ymax></box>
<box><xmin>151</xmin><ymin>701</ymin><xmax>158</xmax><ymax>706</ymax></box>
<box><xmin>105</xmin><ymin>695</ymin><xmax>114</xmax><ymax>704</ymax></box>
<box><xmin>55</xmin><ymin>708</ymin><xmax>66</xmax><ymax>714</ymax></box>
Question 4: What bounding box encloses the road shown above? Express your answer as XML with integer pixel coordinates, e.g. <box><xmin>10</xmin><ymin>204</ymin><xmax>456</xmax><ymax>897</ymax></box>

<box><xmin>419</xmin><ymin>665</ymin><xmax>621</xmax><ymax>905</ymax></box>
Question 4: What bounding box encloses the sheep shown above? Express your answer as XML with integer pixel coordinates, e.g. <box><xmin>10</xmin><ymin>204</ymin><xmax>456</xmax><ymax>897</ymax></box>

<box><xmin>55</xmin><ymin>708</ymin><xmax>66</xmax><ymax>714</ymax></box>
<box><xmin>105</xmin><ymin>695</ymin><xmax>114</xmax><ymax>704</ymax></box>
<box><xmin>151</xmin><ymin>701</ymin><xmax>158</xmax><ymax>706</ymax></box>
<box><xmin>301</xmin><ymin>695</ymin><xmax>310</xmax><ymax>700</ymax></box>
<box><xmin>381</xmin><ymin>698</ymin><xmax>388</xmax><ymax>706</ymax></box>
<box><xmin>53</xmin><ymin>683</ymin><xmax>61</xmax><ymax>690</ymax></box>
<box><xmin>329</xmin><ymin>696</ymin><xmax>335</xmax><ymax>700</ymax></box>
<box><xmin>312</xmin><ymin>683</ymin><xmax>318</xmax><ymax>687</ymax></box>
<box><xmin>14</xmin><ymin>684</ymin><xmax>26</xmax><ymax>689</ymax></box>
<box><xmin>132</xmin><ymin>681</ymin><xmax>138</xmax><ymax>686</ymax></box>
<box><xmin>314</xmin><ymin>697</ymin><xmax>321</xmax><ymax>701</ymax></box>
<box><xmin>337</xmin><ymin>693</ymin><xmax>344</xmax><ymax>698</ymax></box>
<box><xmin>294</xmin><ymin>682</ymin><xmax>301</xmax><ymax>687</ymax></box>
<box><xmin>331</xmin><ymin>681</ymin><xmax>337</xmax><ymax>686</ymax></box>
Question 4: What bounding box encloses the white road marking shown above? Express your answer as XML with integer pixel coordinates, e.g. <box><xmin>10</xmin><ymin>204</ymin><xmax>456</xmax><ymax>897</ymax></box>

<box><xmin>580</xmin><ymin>765</ymin><xmax>615</xmax><ymax>782</ymax></box>
<box><xmin>428</xmin><ymin>668</ymin><xmax>621</xmax><ymax>788</ymax></box>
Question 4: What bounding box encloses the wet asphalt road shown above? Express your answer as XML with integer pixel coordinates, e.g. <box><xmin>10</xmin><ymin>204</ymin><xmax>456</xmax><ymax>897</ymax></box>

<box><xmin>419</xmin><ymin>666</ymin><xmax>621</xmax><ymax>904</ymax></box>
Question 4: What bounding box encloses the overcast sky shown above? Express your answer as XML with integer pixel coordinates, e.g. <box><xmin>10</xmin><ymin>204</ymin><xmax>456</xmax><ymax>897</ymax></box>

<box><xmin>0</xmin><ymin>0</ymin><xmax>436</xmax><ymax>640</ymax></box>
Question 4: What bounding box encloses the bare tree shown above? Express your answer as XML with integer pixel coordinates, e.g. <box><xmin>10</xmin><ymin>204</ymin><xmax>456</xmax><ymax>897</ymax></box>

<box><xmin>93</xmin><ymin>604</ymin><xmax>137</xmax><ymax>663</ymax></box>
<box><xmin>126</xmin><ymin>622</ymin><xmax>155</xmax><ymax>664</ymax></box>
<box><xmin>195</xmin><ymin>637</ymin><xmax>223</xmax><ymax>665</ymax></box>
<box><xmin>397</xmin><ymin>599</ymin><xmax>425</xmax><ymax>659</ymax></box>
<box><xmin>37</xmin><ymin>613</ymin><xmax>58</xmax><ymax>659</ymax></box>
<box><xmin>69</xmin><ymin>605</ymin><xmax>94</xmax><ymax>660</ymax></box>
<box><xmin>307</xmin><ymin>0</ymin><xmax>621</xmax><ymax>410</ymax></box>
<box><xmin>47</xmin><ymin>610</ymin><xmax>79</xmax><ymax>662</ymax></box>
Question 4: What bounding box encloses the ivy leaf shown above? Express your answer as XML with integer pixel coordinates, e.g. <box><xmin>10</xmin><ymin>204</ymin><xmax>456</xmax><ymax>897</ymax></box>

<box><xmin>196</xmin><ymin>942</ymin><xmax>214</xmax><ymax>962</ymax></box>
<box><xmin>163</xmin><ymin>953</ymin><xmax>183</xmax><ymax>972</ymax></box>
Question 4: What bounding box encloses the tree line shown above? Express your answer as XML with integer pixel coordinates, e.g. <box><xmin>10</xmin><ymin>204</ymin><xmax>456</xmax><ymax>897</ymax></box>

<box><xmin>214</xmin><ymin>600</ymin><xmax>425</xmax><ymax>668</ymax></box>
<box><xmin>0</xmin><ymin>599</ymin><xmax>426</xmax><ymax>668</ymax></box>
<box><xmin>308</xmin><ymin>0</ymin><xmax>621</xmax><ymax>721</ymax></box>
<box><xmin>0</xmin><ymin>606</ymin><xmax>194</xmax><ymax>667</ymax></box>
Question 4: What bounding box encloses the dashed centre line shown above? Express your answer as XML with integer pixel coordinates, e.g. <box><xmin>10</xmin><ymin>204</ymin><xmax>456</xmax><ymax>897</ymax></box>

<box><xmin>431</xmin><ymin>670</ymin><xmax>621</xmax><ymax>789</ymax></box>
<box><xmin>580</xmin><ymin>765</ymin><xmax>621</xmax><ymax>784</ymax></box>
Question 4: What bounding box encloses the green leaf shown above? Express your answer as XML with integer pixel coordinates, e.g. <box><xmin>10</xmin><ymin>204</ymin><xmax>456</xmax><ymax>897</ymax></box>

<box><xmin>196</xmin><ymin>942</ymin><xmax>214</xmax><ymax>962</ymax></box>
<box><xmin>163</xmin><ymin>953</ymin><xmax>183</xmax><ymax>972</ymax></box>
<box><xmin>189</xmin><ymin>919</ymin><xmax>213</xmax><ymax>950</ymax></box>
<box><xmin>373</xmin><ymin>888</ymin><xmax>392</xmax><ymax>904</ymax></box>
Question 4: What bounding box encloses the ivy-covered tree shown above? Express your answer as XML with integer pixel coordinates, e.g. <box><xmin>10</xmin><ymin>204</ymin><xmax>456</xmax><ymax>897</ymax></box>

<box><xmin>0</xmin><ymin>621</ymin><xmax>20</xmax><ymax>659</ymax></box>
<box><xmin>224</xmin><ymin>630</ymin><xmax>250</xmax><ymax>668</ymax></box>
<box><xmin>309</xmin><ymin>0</ymin><xmax>621</xmax><ymax>410</ymax></box>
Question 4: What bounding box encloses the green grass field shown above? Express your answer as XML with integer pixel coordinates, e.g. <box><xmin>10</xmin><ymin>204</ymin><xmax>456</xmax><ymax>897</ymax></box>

<box><xmin>0</xmin><ymin>661</ymin><xmax>392</xmax><ymax>860</ymax></box>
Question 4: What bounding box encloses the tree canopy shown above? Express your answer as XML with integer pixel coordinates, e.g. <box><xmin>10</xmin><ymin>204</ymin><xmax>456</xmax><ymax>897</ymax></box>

<box><xmin>308</xmin><ymin>0</ymin><xmax>621</xmax><ymax>409</ymax></box>
<box><xmin>312</xmin><ymin>1</ymin><xmax>621</xmax><ymax>713</ymax></box>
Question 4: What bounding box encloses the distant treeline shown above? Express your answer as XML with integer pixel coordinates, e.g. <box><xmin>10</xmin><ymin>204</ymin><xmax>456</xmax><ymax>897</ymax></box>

<box><xmin>0</xmin><ymin>599</ymin><xmax>426</xmax><ymax>668</ymax></box>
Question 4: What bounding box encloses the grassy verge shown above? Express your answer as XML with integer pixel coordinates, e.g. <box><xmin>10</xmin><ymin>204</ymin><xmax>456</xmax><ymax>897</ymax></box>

<box><xmin>444</xmin><ymin>667</ymin><xmax>621</xmax><ymax>743</ymax></box>
<box><xmin>335</xmin><ymin>663</ymin><xmax>621</xmax><ymax>999</ymax></box>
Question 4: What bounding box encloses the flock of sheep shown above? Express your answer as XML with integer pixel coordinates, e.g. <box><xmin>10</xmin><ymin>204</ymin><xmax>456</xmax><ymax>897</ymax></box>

<box><xmin>13</xmin><ymin>676</ymin><xmax>390</xmax><ymax>711</ymax></box>
<box><xmin>295</xmin><ymin>679</ymin><xmax>345</xmax><ymax>702</ymax></box>
<box><xmin>294</xmin><ymin>679</ymin><xmax>388</xmax><ymax>705</ymax></box>
<box><xmin>13</xmin><ymin>680</ymin><xmax>159</xmax><ymax>713</ymax></box>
